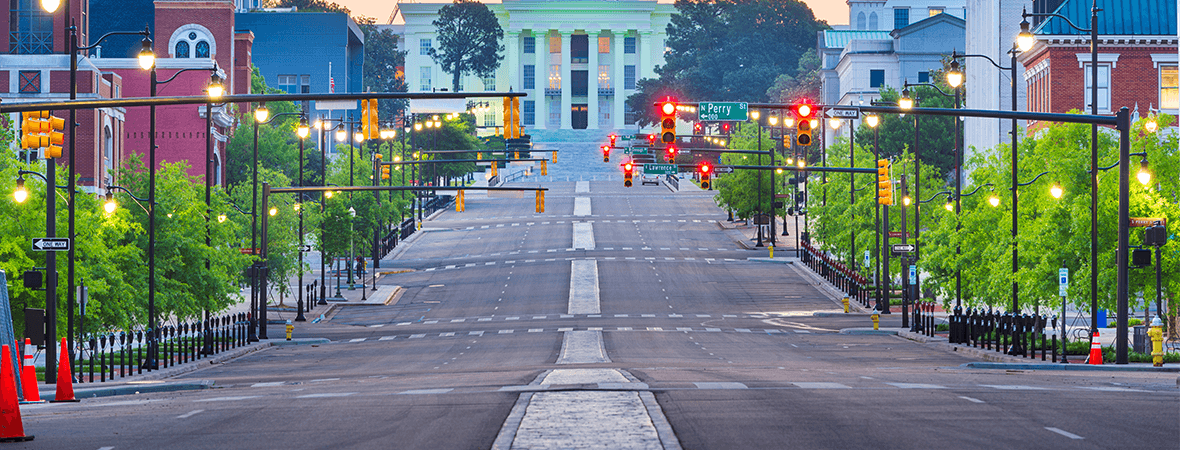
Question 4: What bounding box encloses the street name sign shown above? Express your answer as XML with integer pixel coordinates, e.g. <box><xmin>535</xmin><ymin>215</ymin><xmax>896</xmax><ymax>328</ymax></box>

<box><xmin>826</xmin><ymin>107</ymin><xmax>859</xmax><ymax>118</ymax></box>
<box><xmin>1129</xmin><ymin>217</ymin><xmax>1167</xmax><ymax>227</ymax></box>
<box><xmin>643</xmin><ymin>163</ymin><xmax>678</xmax><ymax>175</ymax></box>
<box><xmin>697</xmin><ymin>102</ymin><xmax>748</xmax><ymax>121</ymax></box>
<box><xmin>713</xmin><ymin>166</ymin><xmax>735</xmax><ymax>174</ymax></box>
<box><xmin>891</xmin><ymin>244</ymin><xmax>915</xmax><ymax>254</ymax></box>
<box><xmin>1058</xmin><ymin>268</ymin><xmax>1068</xmax><ymax>297</ymax></box>
<box><xmin>32</xmin><ymin>238</ymin><xmax>70</xmax><ymax>252</ymax></box>
<box><xmin>628</xmin><ymin>147</ymin><xmax>650</xmax><ymax>155</ymax></box>
<box><xmin>887</xmin><ymin>231</ymin><xmax>911</xmax><ymax>238</ymax></box>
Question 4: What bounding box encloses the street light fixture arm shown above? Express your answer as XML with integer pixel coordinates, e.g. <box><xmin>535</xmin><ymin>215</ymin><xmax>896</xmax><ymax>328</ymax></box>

<box><xmin>106</xmin><ymin>185</ymin><xmax>152</xmax><ymax>215</ymax></box>
<box><xmin>77</xmin><ymin>27</ymin><xmax>152</xmax><ymax>52</ymax></box>
<box><xmin>1013</xmin><ymin>171</ymin><xmax>1051</xmax><ymax>188</ymax></box>
<box><xmin>260</xmin><ymin>111</ymin><xmax>306</xmax><ymax>126</ymax></box>
<box><xmin>17</xmin><ymin>170</ymin><xmax>71</xmax><ymax>190</ymax></box>
<box><xmin>961</xmin><ymin>183</ymin><xmax>995</xmax><ymax>198</ymax></box>
<box><xmin>226</xmin><ymin>201</ymin><xmax>253</xmax><ymax>217</ymax></box>
<box><xmin>951</xmin><ymin>51</ymin><xmax>1012</xmax><ymax>72</ymax></box>
<box><xmin>903</xmin><ymin>82</ymin><xmax>954</xmax><ymax>98</ymax></box>
<box><xmin>920</xmin><ymin>190</ymin><xmax>953</xmax><ymax>204</ymax></box>
<box><xmin>1022</xmin><ymin>11</ymin><xmax>1093</xmax><ymax>33</ymax></box>
<box><xmin>157</xmin><ymin>64</ymin><xmax>220</xmax><ymax>85</ymax></box>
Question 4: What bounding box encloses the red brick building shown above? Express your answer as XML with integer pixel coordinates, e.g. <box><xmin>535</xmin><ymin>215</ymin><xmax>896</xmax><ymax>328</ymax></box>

<box><xmin>1019</xmin><ymin>0</ymin><xmax>1178</xmax><ymax>130</ymax></box>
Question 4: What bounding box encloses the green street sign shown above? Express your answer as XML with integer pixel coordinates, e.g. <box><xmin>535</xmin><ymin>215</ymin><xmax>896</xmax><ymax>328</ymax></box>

<box><xmin>698</xmin><ymin>102</ymin><xmax>748</xmax><ymax>121</ymax></box>
<box><xmin>643</xmin><ymin>163</ymin><xmax>678</xmax><ymax>175</ymax></box>
<box><xmin>621</xmin><ymin>135</ymin><xmax>633</xmax><ymax>141</ymax></box>
<box><xmin>628</xmin><ymin>147</ymin><xmax>649</xmax><ymax>155</ymax></box>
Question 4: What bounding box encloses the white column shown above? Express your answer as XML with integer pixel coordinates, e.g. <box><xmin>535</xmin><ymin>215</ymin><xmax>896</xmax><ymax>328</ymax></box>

<box><xmin>506</xmin><ymin>31</ymin><xmax>520</xmax><ymax>91</ymax></box>
<box><xmin>534</xmin><ymin>31</ymin><xmax>547</xmax><ymax>130</ymax></box>
<box><xmin>613</xmin><ymin>30</ymin><xmax>626</xmax><ymax>129</ymax></box>
<box><xmin>560</xmin><ymin>31</ymin><xmax>572</xmax><ymax>129</ymax></box>
<box><xmin>587</xmin><ymin>31</ymin><xmax>600</xmax><ymax>129</ymax></box>
<box><xmin>640</xmin><ymin>31</ymin><xmax>655</xmax><ymax>80</ymax></box>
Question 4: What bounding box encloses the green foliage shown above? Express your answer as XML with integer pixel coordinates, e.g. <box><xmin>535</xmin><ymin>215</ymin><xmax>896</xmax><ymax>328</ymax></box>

<box><xmin>628</xmin><ymin>0</ymin><xmax>828</xmax><ymax>126</ymax></box>
<box><xmin>227</xmin><ymin>67</ymin><xmax>310</xmax><ymax>187</ymax></box>
<box><xmin>853</xmin><ymin>82</ymin><xmax>958</xmax><ymax>177</ymax></box>
<box><xmin>265</xmin><ymin>0</ymin><xmax>349</xmax><ymax>14</ymax></box>
<box><xmin>712</xmin><ymin>122</ymin><xmax>784</xmax><ymax>218</ymax></box>
<box><xmin>358</xmin><ymin>22</ymin><xmax>409</xmax><ymax>120</ymax></box>
<box><xmin>429</xmin><ymin>0</ymin><xmax>504</xmax><ymax>92</ymax></box>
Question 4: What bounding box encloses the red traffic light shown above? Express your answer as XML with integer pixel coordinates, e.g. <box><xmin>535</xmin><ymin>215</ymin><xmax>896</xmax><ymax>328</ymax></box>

<box><xmin>793</xmin><ymin>100</ymin><xmax>815</xmax><ymax>119</ymax></box>
<box><xmin>647</xmin><ymin>134</ymin><xmax>656</xmax><ymax>142</ymax></box>
<box><xmin>602</xmin><ymin>145</ymin><xmax>609</xmax><ymax>152</ymax></box>
<box><xmin>661</xmin><ymin>102</ymin><xmax>676</xmax><ymax>115</ymax></box>
<box><xmin>666</xmin><ymin>145</ymin><xmax>676</xmax><ymax>154</ymax></box>
<box><xmin>699</xmin><ymin>163</ymin><xmax>711</xmax><ymax>173</ymax></box>
<box><xmin>624</xmin><ymin>162</ymin><xmax>633</xmax><ymax>171</ymax></box>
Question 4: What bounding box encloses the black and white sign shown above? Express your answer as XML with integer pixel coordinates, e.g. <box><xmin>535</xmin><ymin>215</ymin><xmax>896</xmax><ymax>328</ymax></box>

<box><xmin>713</xmin><ymin>166</ymin><xmax>735</xmax><ymax>174</ymax></box>
<box><xmin>32</xmin><ymin>238</ymin><xmax>70</xmax><ymax>251</ymax></box>
<box><xmin>300</xmin><ymin>245</ymin><xmax>313</xmax><ymax>252</ymax></box>
<box><xmin>826</xmin><ymin>108</ymin><xmax>859</xmax><ymax>118</ymax></box>
<box><xmin>891</xmin><ymin>244</ymin><xmax>915</xmax><ymax>254</ymax></box>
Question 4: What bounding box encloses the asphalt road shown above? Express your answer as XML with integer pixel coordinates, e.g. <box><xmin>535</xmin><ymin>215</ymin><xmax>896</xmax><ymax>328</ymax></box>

<box><xmin>12</xmin><ymin>176</ymin><xmax>1178</xmax><ymax>449</ymax></box>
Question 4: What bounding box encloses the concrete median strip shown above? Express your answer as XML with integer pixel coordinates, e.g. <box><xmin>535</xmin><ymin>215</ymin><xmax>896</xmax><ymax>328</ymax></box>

<box><xmin>574</xmin><ymin>197</ymin><xmax>592</xmax><ymax>216</ymax></box>
<box><xmin>568</xmin><ymin>260</ymin><xmax>600</xmax><ymax>314</ymax></box>
<box><xmin>573</xmin><ymin>222</ymin><xmax>596</xmax><ymax>250</ymax></box>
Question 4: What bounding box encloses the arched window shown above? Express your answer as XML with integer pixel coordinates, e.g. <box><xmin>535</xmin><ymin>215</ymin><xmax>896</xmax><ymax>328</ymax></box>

<box><xmin>869</xmin><ymin>12</ymin><xmax>879</xmax><ymax>30</ymax></box>
<box><xmin>175</xmin><ymin>41</ymin><xmax>190</xmax><ymax>58</ymax></box>
<box><xmin>195</xmin><ymin>41</ymin><xmax>210</xmax><ymax>58</ymax></box>
<box><xmin>169</xmin><ymin>25</ymin><xmax>216</xmax><ymax>58</ymax></box>
<box><xmin>857</xmin><ymin>12</ymin><xmax>866</xmax><ymax>30</ymax></box>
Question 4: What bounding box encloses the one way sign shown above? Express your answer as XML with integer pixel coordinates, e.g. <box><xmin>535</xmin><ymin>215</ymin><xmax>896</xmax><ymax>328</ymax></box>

<box><xmin>32</xmin><ymin>238</ymin><xmax>71</xmax><ymax>251</ymax></box>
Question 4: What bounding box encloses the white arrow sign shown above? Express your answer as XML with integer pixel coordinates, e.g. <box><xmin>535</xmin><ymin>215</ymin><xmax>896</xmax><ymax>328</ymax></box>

<box><xmin>826</xmin><ymin>108</ymin><xmax>859</xmax><ymax>118</ymax></box>
<box><xmin>32</xmin><ymin>238</ymin><xmax>70</xmax><ymax>251</ymax></box>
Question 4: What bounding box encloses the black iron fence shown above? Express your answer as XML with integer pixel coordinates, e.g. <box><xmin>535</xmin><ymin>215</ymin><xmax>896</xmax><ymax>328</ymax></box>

<box><xmin>421</xmin><ymin>195</ymin><xmax>453</xmax><ymax>218</ymax></box>
<box><xmin>936</xmin><ymin>308</ymin><xmax>1059</xmax><ymax>362</ymax></box>
<box><xmin>665</xmin><ymin>174</ymin><xmax>679</xmax><ymax>191</ymax></box>
<box><xmin>75</xmin><ymin>313</ymin><xmax>251</xmax><ymax>383</ymax></box>
<box><xmin>799</xmin><ymin>241</ymin><xmax>872</xmax><ymax>307</ymax></box>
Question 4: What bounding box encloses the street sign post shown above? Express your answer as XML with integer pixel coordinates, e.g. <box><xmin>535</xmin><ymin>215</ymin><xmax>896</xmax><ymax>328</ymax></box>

<box><xmin>891</xmin><ymin>244</ymin><xmax>915</xmax><ymax>254</ymax></box>
<box><xmin>31</xmin><ymin>238</ymin><xmax>70</xmax><ymax>251</ymax></box>
<box><xmin>826</xmin><ymin>107</ymin><xmax>859</xmax><ymax>119</ymax></box>
<box><xmin>697</xmin><ymin>102</ymin><xmax>748</xmax><ymax>121</ymax></box>
<box><xmin>642</xmin><ymin>163</ymin><xmax>678</xmax><ymax>175</ymax></box>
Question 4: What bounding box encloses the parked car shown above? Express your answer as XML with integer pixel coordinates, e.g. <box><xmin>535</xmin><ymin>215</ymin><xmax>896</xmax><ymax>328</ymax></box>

<box><xmin>640</xmin><ymin>171</ymin><xmax>660</xmax><ymax>186</ymax></box>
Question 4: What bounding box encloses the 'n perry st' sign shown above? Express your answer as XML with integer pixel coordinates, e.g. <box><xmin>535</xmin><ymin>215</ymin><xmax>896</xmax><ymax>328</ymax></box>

<box><xmin>697</xmin><ymin>102</ymin><xmax>748</xmax><ymax>121</ymax></box>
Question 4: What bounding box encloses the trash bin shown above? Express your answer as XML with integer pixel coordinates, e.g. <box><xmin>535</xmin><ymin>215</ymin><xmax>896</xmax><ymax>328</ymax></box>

<box><xmin>1133</xmin><ymin>325</ymin><xmax>1146</xmax><ymax>354</ymax></box>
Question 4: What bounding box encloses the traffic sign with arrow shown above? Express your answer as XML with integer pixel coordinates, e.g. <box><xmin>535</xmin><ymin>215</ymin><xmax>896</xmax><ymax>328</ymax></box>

<box><xmin>891</xmin><ymin>244</ymin><xmax>915</xmax><ymax>254</ymax></box>
<box><xmin>31</xmin><ymin>238</ymin><xmax>70</xmax><ymax>252</ymax></box>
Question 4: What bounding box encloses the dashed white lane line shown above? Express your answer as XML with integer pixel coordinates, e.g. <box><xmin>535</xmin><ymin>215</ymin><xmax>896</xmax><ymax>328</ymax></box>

<box><xmin>1044</xmin><ymin>427</ymin><xmax>1084</xmax><ymax>440</ymax></box>
<box><xmin>958</xmin><ymin>396</ymin><xmax>985</xmax><ymax>403</ymax></box>
<box><xmin>694</xmin><ymin>382</ymin><xmax>747</xmax><ymax>390</ymax></box>
<box><xmin>194</xmin><ymin>396</ymin><xmax>260</xmax><ymax>402</ymax></box>
<box><xmin>296</xmin><ymin>393</ymin><xmax>356</xmax><ymax>398</ymax></box>
<box><xmin>980</xmin><ymin>385</ymin><xmax>1046</xmax><ymax>390</ymax></box>
<box><xmin>792</xmin><ymin>382</ymin><xmax>850</xmax><ymax>389</ymax></box>
<box><xmin>568</xmin><ymin>260</ymin><xmax>601</xmax><ymax>315</ymax></box>
<box><xmin>251</xmin><ymin>382</ymin><xmax>285</xmax><ymax>388</ymax></box>
<box><xmin>885</xmin><ymin>383</ymin><xmax>946</xmax><ymax>389</ymax></box>
<box><xmin>573</xmin><ymin>222</ymin><xmax>596</xmax><ymax>249</ymax></box>
<box><xmin>399</xmin><ymin>388</ymin><xmax>454</xmax><ymax>395</ymax></box>
<box><xmin>349</xmin><ymin>338</ymin><xmax>366</xmax><ymax>343</ymax></box>
<box><xmin>574</xmin><ymin>197</ymin><xmax>592</xmax><ymax>216</ymax></box>
<box><xmin>176</xmin><ymin>410</ymin><xmax>204</xmax><ymax>419</ymax></box>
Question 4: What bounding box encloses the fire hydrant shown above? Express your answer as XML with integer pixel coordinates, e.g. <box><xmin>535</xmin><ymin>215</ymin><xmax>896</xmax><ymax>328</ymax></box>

<box><xmin>286</xmin><ymin>319</ymin><xmax>294</xmax><ymax>341</ymax></box>
<box><xmin>842</xmin><ymin>297</ymin><xmax>850</xmax><ymax>314</ymax></box>
<box><xmin>872</xmin><ymin>312</ymin><xmax>880</xmax><ymax>330</ymax></box>
<box><xmin>1149</xmin><ymin>316</ymin><xmax>1164</xmax><ymax>367</ymax></box>
<box><xmin>769</xmin><ymin>244</ymin><xmax>774</xmax><ymax>259</ymax></box>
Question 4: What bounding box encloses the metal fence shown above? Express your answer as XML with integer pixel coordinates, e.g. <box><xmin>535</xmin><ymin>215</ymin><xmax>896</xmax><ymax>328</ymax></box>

<box><xmin>938</xmin><ymin>308</ymin><xmax>1059</xmax><ymax>362</ymax></box>
<box><xmin>799</xmin><ymin>241</ymin><xmax>872</xmax><ymax>307</ymax></box>
<box><xmin>75</xmin><ymin>313</ymin><xmax>251</xmax><ymax>383</ymax></box>
<box><xmin>665</xmin><ymin>174</ymin><xmax>679</xmax><ymax>191</ymax></box>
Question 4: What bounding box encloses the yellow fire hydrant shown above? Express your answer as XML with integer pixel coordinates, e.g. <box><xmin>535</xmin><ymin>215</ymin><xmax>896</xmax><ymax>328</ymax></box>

<box><xmin>1149</xmin><ymin>317</ymin><xmax>1164</xmax><ymax>367</ymax></box>
<box><xmin>769</xmin><ymin>244</ymin><xmax>774</xmax><ymax>259</ymax></box>
<box><xmin>842</xmin><ymin>297</ymin><xmax>850</xmax><ymax>314</ymax></box>
<box><xmin>872</xmin><ymin>312</ymin><xmax>880</xmax><ymax>330</ymax></box>
<box><xmin>286</xmin><ymin>319</ymin><xmax>294</xmax><ymax>341</ymax></box>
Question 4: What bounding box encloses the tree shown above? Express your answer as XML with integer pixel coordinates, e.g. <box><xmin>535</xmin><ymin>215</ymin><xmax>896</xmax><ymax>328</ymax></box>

<box><xmin>712</xmin><ymin>122</ymin><xmax>784</xmax><ymax>218</ymax></box>
<box><xmin>226</xmin><ymin>67</ymin><xmax>303</xmax><ymax>187</ymax></box>
<box><xmin>629</xmin><ymin>0</ymin><xmax>827</xmax><ymax>126</ymax></box>
<box><xmin>853</xmin><ymin>83</ymin><xmax>958</xmax><ymax>178</ymax></box>
<box><xmin>766</xmin><ymin>48</ymin><xmax>821</xmax><ymax>103</ymax></box>
<box><xmin>265</xmin><ymin>0</ymin><xmax>349</xmax><ymax>14</ymax></box>
<box><xmin>428</xmin><ymin>0</ymin><xmax>504</xmax><ymax>92</ymax></box>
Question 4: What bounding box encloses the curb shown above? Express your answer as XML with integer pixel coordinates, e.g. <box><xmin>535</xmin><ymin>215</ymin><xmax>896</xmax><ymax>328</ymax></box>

<box><xmin>70</xmin><ymin>379</ymin><xmax>216</xmax><ymax>399</ymax></box>
<box><xmin>894</xmin><ymin>329</ymin><xmax>1081</xmax><ymax>364</ymax></box>
<box><xmin>962</xmin><ymin>361</ymin><xmax>1180</xmax><ymax>372</ymax></box>
<box><xmin>840</xmin><ymin>328</ymin><xmax>899</xmax><ymax>335</ymax></box>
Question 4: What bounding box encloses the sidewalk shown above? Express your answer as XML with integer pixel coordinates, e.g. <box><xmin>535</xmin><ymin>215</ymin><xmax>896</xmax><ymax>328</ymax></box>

<box><xmin>717</xmin><ymin>215</ymin><xmax>802</xmax><ymax>251</ymax></box>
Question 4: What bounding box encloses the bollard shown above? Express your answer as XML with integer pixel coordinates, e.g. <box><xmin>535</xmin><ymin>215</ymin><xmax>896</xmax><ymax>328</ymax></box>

<box><xmin>872</xmin><ymin>312</ymin><xmax>880</xmax><ymax>330</ymax></box>
<box><xmin>285</xmin><ymin>320</ymin><xmax>293</xmax><ymax>341</ymax></box>
<box><xmin>842</xmin><ymin>297</ymin><xmax>849</xmax><ymax>314</ymax></box>
<box><xmin>1149</xmin><ymin>317</ymin><xmax>1164</xmax><ymax>367</ymax></box>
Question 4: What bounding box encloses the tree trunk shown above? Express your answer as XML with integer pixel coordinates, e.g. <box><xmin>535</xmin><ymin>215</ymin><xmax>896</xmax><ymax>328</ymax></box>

<box><xmin>452</xmin><ymin>70</ymin><xmax>461</xmax><ymax>93</ymax></box>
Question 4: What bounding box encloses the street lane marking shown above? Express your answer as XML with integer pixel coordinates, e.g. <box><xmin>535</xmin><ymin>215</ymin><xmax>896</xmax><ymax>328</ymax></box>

<box><xmin>251</xmin><ymin>382</ymin><xmax>285</xmax><ymax>387</ymax></box>
<box><xmin>499</xmin><ymin>330</ymin><xmax>514</xmax><ymax>334</ymax></box>
<box><xmin>348</xmin><ymin>338</ymin><xmax>366</xmax><ymax>342</ymax></box>
<box><xmin>176</xmin><ymin>410</ymin><xmax>204</xmax><ymax>419</ymax></box>
<box><xmin>793</xmin><ymin>382</ymin><xmax>850</xmax><ymax>389</ymax></box>
<box><xmin>568</xmin><ymin>260</ymin><xmax>601</xmax><ymax>314</ymax></box>
<box><xmin>574</xmin><ymin>197</ymin><xmax>592</xmax><ymax>216</ymax></box>
<box><xmin>694</xmin><ymin>382</ymin><xmax>747</xmax><ymax>390</ymax></box>
<box><xmin>958</xmin><ymin>396</ymin><xmax>985</xmax><ymax>403</ymax></box>
<box><xmin>410</xmin><ymin>334</ymin><xmax>425</xmax><ymax>339</ymax></box>
<box><xmin>440</xmin><ymin>332</ymin><xmax>455</xmax><ymax>337</ymax></box>
<box><xmin>297</xmin><ymin>393</ymin><xmax>356</xmax><ymax>398</ymax></box>
<box><xmin>396</xmin><ymin>388</ymin><xmax>452</xmax><ymax>395</ymax></box>
<box><xmin>886</xmin><ymin>383</ymin><xmax>946</xmax><ymax>389</ymax></box>
<box><xmin>310</xmin><ymin>378</ymin><xmax>339</xmax><ymax>382</ymax></box>
<box><xmin>1079</xmin><ymin>386</ymin><xmax>1149</xmax><ymax>393</ymax></box>
<box><xmin>1045</xmin><ymin>427</ymin><xmax>1084</xmax><ymax>440</ymax></box>
<box><xmin>573</xmin><ymin>222</ymin><xmax>595</xmax><ymax>249</ymax></box>
<box><xmin>379</xmin><ymin>336</ymin><xmax>397</xmax><ymax>341</ymax></box>
<box><xmin>529</xmin><ymin>329</ymin><xmax>543</xmax><ymax>332</ymax></box>
<box><xmin>980</xmin><ymin>385</ymin><xmax>1046</xmax><ymax>390</ymax></box>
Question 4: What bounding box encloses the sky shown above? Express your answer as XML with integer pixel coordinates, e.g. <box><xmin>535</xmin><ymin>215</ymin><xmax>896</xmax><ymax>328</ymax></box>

<box><xmin>333</xmin><ymin>0</ymin><xmax>849</xmax><ymax>26</ymax></box>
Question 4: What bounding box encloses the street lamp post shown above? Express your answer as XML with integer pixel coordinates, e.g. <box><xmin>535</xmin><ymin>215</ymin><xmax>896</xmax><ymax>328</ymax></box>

<box><xmin>1020</xmin><ymin>0</ymin><xmax>1102</xmax><ymax>333</ymax></box>
<box><xmin>295</xmin><ymin>116</ymin><xmax>309</xmax><ymax>322</ymax></box>
<box><xmin>250</xmin><ymin>107</ymin><xmax>304</xmax><ymax>339</ymax></box>
<box><xmin>865</xmin><ymin>113</ymin><xmax>883</xmax><ymax>312</ymax></box>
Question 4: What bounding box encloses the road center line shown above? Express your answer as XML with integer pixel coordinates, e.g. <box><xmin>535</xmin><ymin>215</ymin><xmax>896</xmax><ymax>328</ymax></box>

<box><xmin>176</xmin><ymin>410</ymin><xmax>204</xmax><ymax>419</ymax></box>
<box><xmin>1044</xmin><ymin>427</ymin><xmax>1084</xmax><ymax>440</ymax></box>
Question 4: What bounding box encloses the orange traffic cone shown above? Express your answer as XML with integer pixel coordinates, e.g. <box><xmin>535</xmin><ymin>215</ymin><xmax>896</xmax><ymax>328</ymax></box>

<box><xmin>18</xmin><ymin>339</ymin><xmax>41</xmax><ymax>403</ymax></box>
<box><xmin>0</xmin><ymin>345</ymin><xmax>34</xmax><ymax>442</ymax></box>
<box><xmin>51</xmin><ymin>338</ymin><xmax>77</xmax><ymax>403</ymax></box>
<box><xmin>1088</xmin><ymin>331</ymin><xmax>1103</xmax><ymax>365</ymax></box>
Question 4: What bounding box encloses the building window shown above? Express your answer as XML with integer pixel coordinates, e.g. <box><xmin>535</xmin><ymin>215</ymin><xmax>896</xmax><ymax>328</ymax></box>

<box><xmin>524</xmin><ymin>36</ymin><xmax>535</xmax><ymax>53</ymax></box>
<box><xmin>171</xmin><ymin>27</ymin><xmax>214</xmax><ymax>58</ymax></box>
<box><xmin>482</xmin><ymin>76</ymin><xmax>496</xmax><ymax>91</ymax></box>
<box><xmin>1161</xmin><ymin>65</ymin><xmax>1178</xmax><ymax>110</ymax></box>
<box><xmin>523</xmin><ymin>100</ymin><xmax>535</xmax><ymax>126</ymax></box>
<box><xmin>524</xmin><ymin>65</ymin><xmax>535</xmax><ymax>89</ymax></box>
<box><xmin>549</xmin><ymin>35</ymin><xmax>561</xmax><ymax>53</ymax></box>
<box><xmin>18</xmin><ymin>70</ymin><xmax>40</xmax><ymax>93</ymax></box>
<box><xmin>549</xmin><ymin>64</ymin><xmax>561</xmax><ymax>89</ymax></box>
<box><xmin>857</xmin><ymin>12</ymin><xmax>866</xmax><ymax>30</ymax></box>
<box><xmin>918</xmin><ymin>71</ymin><xmax>929</xmax><ymax>83</ymax></box>
<box><xmin>419</xmin><ymin>67</ymin><xmax>432</xmax><ymax>91</ymax></box>
<box><xmin>571</xmin><ymin>35</ymin><xmax>588</xmax><ymax>63</ymax></box>
<box><xmin>103</xmin><ymin>126</ymin><xmax>113</xmax><ymax>162</ymax></box>
<box><xmin>484</xmin><ymin>111</ymin><xmax>496</xmax><ymax>127</ymax></box>
<box><xmin>869</xmin><ymin>12</ymin><xmax>879</xmax><ymax>30</ymax></box>
<box><xmin>598</xmin><ymin>64</ymin><xmax>611</xmax><ymax>89</ymax></box>
<box><xmin>175</xmin><ymin>41</ymin><xmax>190</xmax><ymax>58</ymax></box>
<box><xmin>624</xmin><ymin>37</ymin><xmax>636</xmax><ymax>54</ymax></box>
<box><xmin>870</xmin><ymin>70</ymin><xmax>885</xmax><ymax>88</ymax></box>
<box><xmin>929</xmin><ymin>8</ymin><xmax>944</xmax><ymax>16</ymax></box>
<box><xmin>420</xmin><ymin>39</ymin><xmax>431</xmax><ymax>56</ymax></box>
<box><xmin>624</xmin><ymin>102</ymin><xmax>636</xmax><ymax>124</ymax></box>
<box><xmin>598</xmin><ymin>36</ymin><xmax>610</xmax><ymax>53</ymax></box>
<box><xmin>277</xmin><ymin>75</ymin><xmax>297</xmax><ymax>93</ymax></box>
<box><xmin>1083</xmin><ymin>63</ymin><xmax>1111</xmax><ymax>112</ymax></box>
<box><xmin>894</xmin><ymin>8</ymin><xmax>910</xmax><ymax>29</ymax></box>
<box><xmin>300</xmin><ymin>75</ymin><xmax>311</xmax><ymax>93</ymax></box>
<box><xmin>571</xmin><ymin>70</ymin><xmax>588</xmax><ymax>96</ymax></box>
<box><xmin>195</xmin><ymin>40</ymin><xmax>210</xmax><ymax>58</ymax></box>
<box><xmin>549</xmin><ymin>99</ymin><xmax>561</xmax><ymax>125</ymax></box>
<box><xmin>624</xmin><ymin>65</ymin><xmax>636</xmax><ymax>89</ymax></box>
<box><xmin>10</xmin><ymin>0</ymin><xmax>54</xmax><ymax>54</ymax></box>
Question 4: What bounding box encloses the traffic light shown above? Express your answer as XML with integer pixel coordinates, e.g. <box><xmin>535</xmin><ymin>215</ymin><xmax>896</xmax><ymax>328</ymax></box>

<box><xmin>361</xmin><ymin>99</ymin><xmax>379</xmax><ymax>140</ymax></box>
<box><xmin>782</xmin><ymin>135</ymin><xmax>791</xmax><ymax>149</ymax></box>
<box><xmin>541</xmin><ymin>160</ymin><xmax>548</xmax><ymax>176</ymax></box>
<box><xmin>381</xmin><ymin>164</ymin><xmax>391</xmax><ymax>180</ymax></box>
<box><xmin>21</xmin><ymin>111</ymin><xmax>65</xmax><ymax>159</ymax></box>
<box><xmin>624</xmin><ymin>162</ymin><xmax>634</xmax><ymax>187</ymax></box>
<box><xmin>456</xmin><ymin>190</ymin><xmax>465</xmax><ymax>212</ymax></box>
<box><xmin>660</xmin><ymin>101</ymin><xmax>676</xmax><ymax>143</ymax></box>
<box><xmin>793</xmin><ymin>100</ymin><xmax>815</xmax><ymax>147</ymax></box>
<box><xmin>698</xmin><ymin>162</ymin><xmax>712</xmax><ymax>190</ymax></box>
<box><xmin>503</xmin><ymin>97</ymin><xmax>521</xmax><ymax>139</ymax></box>
<box><xmin>647</xmin><ymin>134</ymin><xmax>656</xmax><ymax>145</ymax></box>
<box><xmin>877</xmin><ymin>159</ymin><xmax>893</xmax><ymax>205</ymax></box>
<box><xmin>602</xmin><ymin>145</ymin><xmax>610</xmax><ymax>162</ymax></box>
<box><xmin>609</xmin><ymin>133</ymin><xmax>617</xmax><ymax>148</ymax></box>
<box><xmin>720</xmin><ymin>122</ymin><xmax>731</xmax><ymax>135</ymax></box>
<box><xmin>666</xmin><ymin>145</ymin><xmax>676</xmax><ymax>164</ymax></box>
<box><xmin>693</xmin><ymin>122</ymin><xmax>702</xmax><ymax>134</ymax></box>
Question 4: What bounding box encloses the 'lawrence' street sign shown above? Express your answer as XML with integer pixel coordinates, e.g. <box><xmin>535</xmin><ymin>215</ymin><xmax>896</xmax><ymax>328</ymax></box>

<box><xmin>643</xmin><ymin>164</ymin><xmax>678</xmax><ymax>175</ymax></box>
<box><xmin>698</xmin><ymin>102</ymin><xmax>748</xmax><ymax>121</ymax></box>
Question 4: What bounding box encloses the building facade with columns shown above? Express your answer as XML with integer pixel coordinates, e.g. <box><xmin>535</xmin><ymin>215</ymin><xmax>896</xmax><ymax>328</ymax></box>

<box><xmin>397</xmin><ymin>0</ymin><xmax>674</xmax><ymax>134</ymax></box>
